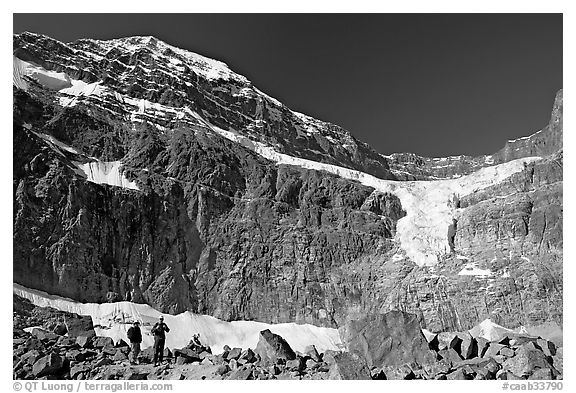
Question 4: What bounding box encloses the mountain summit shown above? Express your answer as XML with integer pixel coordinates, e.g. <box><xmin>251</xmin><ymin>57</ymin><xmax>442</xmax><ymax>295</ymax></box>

<box><xmin>13</xmin><ymin>32</ymin><xmax>562</xmax><ymax>335</ymax></box>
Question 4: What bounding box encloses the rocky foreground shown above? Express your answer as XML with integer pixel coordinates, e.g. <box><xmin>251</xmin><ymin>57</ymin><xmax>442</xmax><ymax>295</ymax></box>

<box><xmin>13</xmin><ymin>295</ymin><xmax>562</xmax><ymax>380</ymax></box>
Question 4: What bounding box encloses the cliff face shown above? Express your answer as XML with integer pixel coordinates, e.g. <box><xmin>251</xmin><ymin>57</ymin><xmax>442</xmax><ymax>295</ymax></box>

<box><xmin>13</xmin><ymin>32</ymin><xmax>562</xmax><ymax>332</ymax></box>
<box><xmin>13</xmin><ymin>88</ymin><xmax>405</xmax><ymax>325</ymax></box>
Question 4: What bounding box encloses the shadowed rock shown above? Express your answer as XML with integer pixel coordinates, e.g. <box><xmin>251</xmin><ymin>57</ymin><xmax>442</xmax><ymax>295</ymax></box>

<box><xmin>340</xmin><ymin>311</ymin><xmax>437</xmax><ymax>368</ymax></box>
<box><xmin>254</xmin><ymin>329</ymin><xmax>296</xmax><ymax>365</ymax></box>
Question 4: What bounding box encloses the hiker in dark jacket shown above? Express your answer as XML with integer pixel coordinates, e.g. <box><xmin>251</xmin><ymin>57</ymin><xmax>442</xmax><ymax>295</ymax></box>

<box><xmin>127</xmin><ymin>321</ymin><xmax>142</xmax><ymax>365</ymax></box>
<box><xmin>152</xmin><ymin>316</ymin><xmax>170</xmax><ymax>366</ymax></box>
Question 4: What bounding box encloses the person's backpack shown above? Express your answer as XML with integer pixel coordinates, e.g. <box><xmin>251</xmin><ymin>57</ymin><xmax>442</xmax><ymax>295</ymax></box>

<box><xmin>127</xmin><ymin>327</ymin><xmax>134</xmax><ymax>341</ymax></box>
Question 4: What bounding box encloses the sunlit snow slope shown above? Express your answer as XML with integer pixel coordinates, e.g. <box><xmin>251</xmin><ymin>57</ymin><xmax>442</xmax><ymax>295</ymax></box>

<box><xmin>14</xmin><ymin>284</ymin><xmax>342</xmax><ymax>354</ymax></box>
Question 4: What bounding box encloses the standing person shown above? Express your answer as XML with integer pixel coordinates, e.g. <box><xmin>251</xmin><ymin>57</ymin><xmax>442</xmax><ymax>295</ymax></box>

<box><xmin>152</xmin><ymin>316</ymin><xmax>170</xmax><ymax>366</ymax></box>
<box><xmin>126</xmin><ymin>321</ymin><xmax>142</xmax><ymax>365</ymax></box>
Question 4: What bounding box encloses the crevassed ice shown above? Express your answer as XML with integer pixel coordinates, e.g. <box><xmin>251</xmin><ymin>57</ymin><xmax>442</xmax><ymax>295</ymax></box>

<box><xmin>194</xmin><ymin>111</ymin><xmax>541</xmax><ymax>267</ymax></box>
<box><xmin>13</xmin><ymin>284</ymin><xmax>342</xmax><ymax>354</ymax></box>
<box><xmin>76</xmin><ymin>161</ymin><xmax>139</xmax><ymax>191</ymax></box>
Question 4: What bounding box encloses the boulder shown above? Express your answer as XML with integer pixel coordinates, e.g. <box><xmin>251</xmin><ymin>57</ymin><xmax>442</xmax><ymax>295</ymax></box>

<box><xmin>215</xmin><ymin>364</ymin><xmax>229</xmax><ymax>376</ymax></box>
<box><xmin>483</xmin><ymin>343</ymin><xmax>506</xmax><ymax>358</ymax></box>
<box><xmin>93</xmin><ymin>357</ymin><xmax>113</xmax><ymax>368</ymax></box>
<box><xmin>102</xmin><ymin>346</ymin><xmax>117</xmax><ymax>356</ymax></box>
<box><xmin>67</xmin><ymin>349</ymin><xmax>97</xmax><ymax>362</ymax></box>
<box><xmin>57</xmin><ymin>336</ymin><xmax>78</xmax><ymax>349</ymax></box>
<box><xmin>227</xmin><ymin>366</ymin><xmax>253</xmax><ymax>380</ymax></box>
<box><xmin>52</xmin><ymin>323</ymin><xmax>67</xmax><ymax>336</ymax></box>
<box><xmin>174</xmin><ymin>348</ymin><xmax>200</xmax><ymax>363</ymax></box>
<box><xmin>92</xmin><ymin>336</ymin><xmax>114</xmax><ymax>349</ymax></box>
<box><xmin>226</xmin><ymin>347</ymin><xmax>242</xmax><ymax>360</ymax></box>
<box><xmin>268</xmin><ymin>364</ymin><xmax>281</xmax><ymax>375</ymax></box>
<box><xmin>31</xmin><ymin>328</ymin><xmax>60</xmax><ymax>342</ymax></box>
<box><xmin>125</xmin><ymin>369</ymin><xmax>150</xmax><ymax>380</ymax></box>
<box><xmin>21</xmin><ymin>349</ymin><xmax>43</xmax><ymax>365</ymax></box>
<box><xmin>422</xmin><ymin>358</ymin><xmax>451</xmax><ymax>378</ymax></box>
<box><xmin>69</xmin><ymin>363</ymin><xmax>91</xmax><ymax>379</ymax></box>
<box><xmin>254</xmin><ymin>329</ymin><xmax>296</xmax><ymax>365</ymax></box>
<box><xmin>438</xmin><ymin>347</ymin><xmax>462</xmax><ymax>365</ymax></box>
<box><xmin>500</xmin><ymin>347</ymin><xmax>515</xmax><ymax>358</ymax></box>
<box><xmin>552</xmin><ymin>347</ymin><xmax>563</xmax><ymax>375</ymax></box>
<box><xmin>437</xmin><ymin>332</ymin><xmax>460</xmax><ymax>351</ymax></box>
<box><xmin>23</xmin><ymin>337</ymin><xmax>44</xmax><ymax>352</ymax></box>
<box><xmin>76</xmin><ymin>336</ymin><xmax>92</xmax><ymax>348</ymax></box>
<box><xmin>286</xmin><ymin>356</ymin><xmax>305</xmax><ymax>372</ymax></box>
<box><xmin>528</xmin><ymin>368</ymin><xmax>555</xmax><ymax>380</ymax></box>
<box><xmin>456</xmin><ymin>332</ymin><xmax>478</xmax><ymax>359</ymax></box>
<box><xmin>339</xmin><ymin>311</ymin><xmax>436</xmax><ymax>368</ymax></box>
<box><xmin>328</xmin><ymin>352</ymin><xmax>371</xmax><ymax>380</ymax></box>
<box><xmin>537</xmin><ymin>339</ymin><xmax>557</xmax><ymax>357</ymax></box>
<box><xmin>447</xmin><ymin>368</ymin><xmax>472</xmax><ymax>380</ymax></box>
<box><xmin>32</xmin><ymin>353</ymin><xmax>65</xmax><ymax>377</ymax></box>
<box><xmin>228</xmin><ymin>359</ymin><xmax>238</xmax><ymax>370</ymax></box>
<box><xmin>239</xmin><ymin>348</ymin><xmax>257</xmax><ymax>363</ymax></box>
<box><xmin>381</xmin><ymin>364</ymin><xmax>416</xmax><ymax>380</ymax></box>
<box><xmin>502</xmin><ymin>342</ymin><xmax>554</xmax><ymax>377</ymax></box>
<box><xmin>112</xmin><ymin>350</ymin><xmax>128</xmax><ymax>362</ymax></box>
<box><xmin>476</xmin><ymin>337</ymin><xmax>490</xmax><ymax>357</ymax></box>
<box><xmin>64</xmin><ymin>315</ymin><xmax>96</xmax><ymax>338</ymax></box>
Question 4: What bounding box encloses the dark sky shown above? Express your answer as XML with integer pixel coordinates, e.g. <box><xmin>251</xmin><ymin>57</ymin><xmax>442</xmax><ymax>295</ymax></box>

<box><xmin>13</xmin><ymin>14</ymin><xmax>562</xmax><ymax>157</ymax></box>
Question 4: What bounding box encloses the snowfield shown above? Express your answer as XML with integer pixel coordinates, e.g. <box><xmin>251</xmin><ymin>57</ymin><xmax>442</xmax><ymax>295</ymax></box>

<box><xmin>76</xmin><ymin>161</ymin><xmax>139</xmax><ymax>191</ymax></box>
<box><xmin>13</xmin><ymin>284</ymin><xmax>342</xmax><ymax>354</ymax></box>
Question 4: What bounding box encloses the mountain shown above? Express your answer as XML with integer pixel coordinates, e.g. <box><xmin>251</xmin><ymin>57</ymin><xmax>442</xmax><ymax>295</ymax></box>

<box><xmin>13</xmin><ymin>32</ymin><xmax>562</xmax><ymax>335</ymax></box>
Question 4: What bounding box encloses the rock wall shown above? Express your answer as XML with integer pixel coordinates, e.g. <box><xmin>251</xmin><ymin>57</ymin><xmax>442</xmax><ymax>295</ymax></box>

<box><xmin>13</xmin><ymin>89</ymin><xmax>404</xmax><ymax>327</ymax></box>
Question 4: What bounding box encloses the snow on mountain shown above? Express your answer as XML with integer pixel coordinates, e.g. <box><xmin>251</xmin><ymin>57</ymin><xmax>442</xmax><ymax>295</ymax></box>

<box><xmin>14</xmin><ymin>284</ymin><xmax>342</xmax><ymax>354</ymax></box>
<box><xmin>12</xmin><ymin>46</ymin><xmax>542</xmax><ymax>266</ymax></box>
<box><xmin>76</xmin><ymin>161</ymin><xmax>140</xmax><ymax>191</ymax></box>
<box><xmin>88</xmin><ymin>36</ymin><xmax>249</xmax><ymax>83</ymax></box>
<box><xmin>196</xmin><ymin>110</ymin><xmax>541</xmax><ymax>266</ymax></box>
<box><xmin>468</xmin><ymin>319</ymin><xmax>525</xmax><ymax>341</ymax></box>
<box><xmin>14</xmin><ymin>56</ymin><xmax>72</xmax><ymax>90</ymax></box>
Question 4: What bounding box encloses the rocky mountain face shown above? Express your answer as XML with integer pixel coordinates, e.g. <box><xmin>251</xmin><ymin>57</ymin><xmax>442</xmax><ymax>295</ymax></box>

<box><xmin>13</xmin><ymin>32</ymin><xmax>562</xmax><ymax>337</ymax></box>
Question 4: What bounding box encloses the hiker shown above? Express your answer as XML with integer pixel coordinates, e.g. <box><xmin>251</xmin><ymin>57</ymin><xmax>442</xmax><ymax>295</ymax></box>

<box><xmin>127</xmin><ymin>321</ymin><xmax>142</xmax><ymax>365</ymax></box>
<box><xmin>152</xmin><ymin>316</ymin><xmax>170</xmax><ymax>366</ymax></box>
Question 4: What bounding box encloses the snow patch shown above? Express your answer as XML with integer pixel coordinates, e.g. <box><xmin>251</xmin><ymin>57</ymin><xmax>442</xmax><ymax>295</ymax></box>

<box><xmin>468</xmin><ymin>319</ymin><xmax>523</xmax><ymax>341</ymax></box>
<box><xmin>76</xmin><ymin>161</ymin><xmax>139</xmax><ymax>190</ymax></box>
<box><xmin>59</xmin><ymin>80</ymin><xmax>106</xmax><ymax>107</ymax></box>
<box><xmin>13</xmin><ymin>57</ymin><xmax>72</xmax><ymax>90</ymax></box>
<box><xmin>458</xmin><ymin>263</ymin><xmax>493</xmax><ymax>277</ymax></box>
<box><xmin>13</xmin><ymin>284</ymin><xmax>342</xmax><ymax>354</ymax></box>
